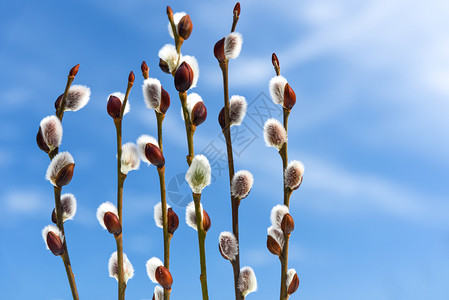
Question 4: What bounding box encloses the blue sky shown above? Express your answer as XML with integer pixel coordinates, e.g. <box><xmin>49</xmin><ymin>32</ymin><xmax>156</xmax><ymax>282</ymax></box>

<box><xmin>1</xmin><ymin>0</ymin><xmax>449</xmax><ymax>299</ymax></box>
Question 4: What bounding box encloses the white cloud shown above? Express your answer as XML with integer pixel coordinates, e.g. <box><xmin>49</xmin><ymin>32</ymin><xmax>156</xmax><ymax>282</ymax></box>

<box><xmin>2</xmin><ymin>189</ymin><xmax>48</xmax><ymax>214</ymax></box>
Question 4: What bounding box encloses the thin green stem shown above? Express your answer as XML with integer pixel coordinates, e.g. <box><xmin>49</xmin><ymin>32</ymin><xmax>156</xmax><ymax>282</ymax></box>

<box><xmin>179</xmin><ymin>92</ymin><xmax>195</xmax><ymax>166</ymax></box>
<box><xmin>193</xmin><ymin>193</ymin><xmax>209</xmax><ymax>300</ymax></box>
<box><xmin>156</xmin><ymin>112</ymin><xmax>165</xmax><ymax>152</ymax></box>
<box><xmin>54</xmin><ymin>187</ymin><xmax>79</xmax><ymax>300</ymax></box>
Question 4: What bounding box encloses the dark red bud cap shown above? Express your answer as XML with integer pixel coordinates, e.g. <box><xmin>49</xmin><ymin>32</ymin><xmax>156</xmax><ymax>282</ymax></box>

<box><xmin>267</xmin><ymin>235</ymin><xmax>282</xmax><ymax>256</ymax></box>
<box><xmin>234</xmin><ymin>2</ymin><xmax>241</xmax><ymax>16</ymax></box>
<box><xmin>145</xmin><ymin>143</ymin><xmax>165</xmax><ymax>168</ymax></box>
<box><xmin>281</xmin><ymin>213</ymin><xmax>295</xmax><ymax>235</ymax></box>
<box><xmin>167</xmin><ymin>6</ymin><xmax>173</xmax><ymax>19</ymax></box>
<box><xmin>107</xmin><ymin>95</ymin><xmax>122</xmax><ymax>119</ymax></box>
<box><xmin>55</xmin><ymin>163</ymin><xmax>75</xmax><ymax>187</ymax></box>
<box><xmin>155</xmin><ymin>266</ymin><xmax>173</xmax><ymax>290</ymax></box>
<box><xmin>51</xmin><ymin>209</ymin><xmax>57</xmax><ymax>224</ymax></box>
<box><xmin>54</xmin><ymin>94</ymin><xmax>63</xmax><ymax>110</ymax></box>
<box><xmin>214</xmin><ymin>38</ymin><xmax>226</xmax><ymax>62</ymax></box>
<box><xmin>160</xmin><ymin>86</ymin><xmax>171</xmax><ymax>114</ymax></box>
<box><xmin>69</xmin><ymin>64</ymin><xmax>80</xmax><ymax>77</ymax></box>
<box><xmin>159</xmin><ymin>59</ymin><xmax>171</xmax><ymax>74</ymax></box>
<box><xmin>128</xmin><ymin>71</ymin><xmax>135</xmax><ymax>84</ymax></box>
<box><xmin>218</xmin><ymin>107</ymin><xmax>226</xmax><ymax>129</ymax></box>
<box><xmin>178</xmin><ymin>14</ymin><xmax>193</xmax><ymax>40</ymax></box>
<box><xmin>191</xmin><ymin>102</ymin><xmax>207</xmax><ymax>126</ymax></box>
<box><xmin>36</xmin><ymin>127</ymin><xmax>50</xmax><ymax>153</ymax></box>
<box><xmin>174</xmin><ymin>62</ymin><xmax>194</xmax><ymax>93</ymax></box>
<box><xmin>47</xmin><ymin>231</ymin><xmax>65</xmax><ymax>256</ymax></box>
<box><xmin>283</xmin><ymin>83</ymin><xmax>296</xmax><ymax>110</ymax></box>
<box><xmin>141</xmin><ymin>61</ymin><xmax>149</xmax><ymax>79</ymax></box>
<box><xmin>167</xmin><ymin>208</ymin><xmax>179</xmax><ymax>234</ymax></box>
<box><xmin>287</xmin><ymin>273</ymin><xmax>300</xmax><ymax>295</ymax></box>
<box><xmin>104</xmin><ymin>211</ymin><xmax>122</xmax><ymax>235</ymax></box>
<box><xmin>202</xmin><ymin>209</ymin><xmax>211</xmax><ymax>232</ymax></box>
<box><xmin>272</xmin><ymin>53</ymin><xmax>279</xmax><ymax>68</ymax></box>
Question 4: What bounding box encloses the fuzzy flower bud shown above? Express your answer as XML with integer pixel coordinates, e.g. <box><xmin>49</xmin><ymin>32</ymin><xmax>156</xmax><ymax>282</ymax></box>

<box><xmin>219</xmin><ymin>231</ymin><xmax>239</xmax><ymax>261</ymax></box>
<box><xmin>109</xmin><ymin>251</ymin><xmax>134</xmax><ymax>283</ymax></box>
<box><xmin>281</xmin><ymin>213</ymin><xmax>295</xmax><ymax>235</ymax></box>
<box><xmin>229</xmin><ymin>95</ymin><xmax>247</xmax><ymax>126</ymax></box>
<box><xmin>179</xmin><ymin>55</ymin><xmax>199</xmax><ymax>89</ymax></box>
<box><xmin>238</xmin><ymin>266</ymin><xmax>257</xmax><ymax>296</ymax></box>
<box><xmin>267</xmin><ymin>226</ymin><xmax>284</xmax><ymax>255</ymax></box>
<box><xmin>185</xmin><ymin>155</ymin><xmax>211</xmax><ymax>194</ymax></box>
<box><xmin>42</xmin><ymin>225</ymin><xmax>65</xmax><ymax>256</ymax></box>
<box><xmin>263</xmin><ymin>118</ymin><xmax>287</xmax><ymax>150</ymax></box>
<box><xmin>231</xmin><ymin>170</ymin><xmax>253</xmax><ymax>199</ymax></box>
<box><xmin>107</xmin><ymin>92</ymin><xmax>130</xmax><ymax>119</ymax></box>
<box><xmin>46</xmin><ymin>152</ymin><xmax>75</xmax><ymax>187</ymax></box>
<box><xmin>225</xmin><ymin>32</ymin><xmax>243</xmax><ymax>59</ymax></box>
<box><xmin>120</xmin><ymin>142</ymin><xmax>140</xmax><ymax>174</ymax></box>
<box><xmin>37</xmin><ymin>116</ymin><xmax>63</xmax><ymax>152</ymax></box>
<box><xmin>167</xmin><ymin>208</ymin><xmax>179</xmax><ymax>234</ymax></box>
<box><xmin>153</xmin><ymin>286</ymin><xmax>164</xmax><ymax>300</ymax></box>
<box><xmin>146</xmin><ymin>257</ymin><xmax>173</xmax><ymax>290</ymax></box>
<box><xmin>270</xmin><ymin>204</ymin><xmax>289</xmax><ymax>229</ymax></box>
<box><xmin>185</xmin><ymin>201</ymin><xmax>210</xmax><ymax>231</ymax></box>
<box><xmin>269</xmin><ymin>76</ymin><xmax>296</xmax><ymax>109</ymax></box>
<box><xmin>153</xmin><ymin>202</ymin><xmax>171</xmax><ymax>228</ymax></box>
<box><xmin>285</xmin><ymin>160</ymin><xmax>305</xmax><ymax>190</ymax></box>
<box><xmin>177</xmin><ymin>14</ymin><xmax>193</xmax><ymax>40</ymax></box>
<box><xmin>174</xmin><ymin>61</ymin><xmax>193</xmax><ymax>93</ymax></box>
<box><xmin>184</xmin><ymin>93</ymin><xmax>207</xmax><ymax>126</ymax></box>
<box><xmin>287</xmin><ymin>269</ymin><xmax>300</xmax><ymax>295</ymax></box>
<box><xmin>168</xmin><ymin>11</ymin><xmax>187</xmax><ymax>38</ymax></box>
<box><xmin>158</xmin><ymin>44</ymin><xmax>179</xmax><ymax>74</ymax></box>
<box><xmin>58</xmin><ymin>85</ymin><xmax>91</xmax><ymax>112</ymax></box>
<box><xmin>52</xmin><ymin>193</ymin><xmax>77</xmax><ymax>223</ymax></box>
<box><xmin>96</xmin><ymin>202</ymin><xmax>121</xmax><ymax>235</ymax></box>
<box><xmin>142</xmin><ymin>78</ymin><xmax>171</xmax><ymax>114</ymax></box>
<box><xmin>137</xmin><ymin>134</ymin><xmax>163</xmax><ymax>166</ymax></box>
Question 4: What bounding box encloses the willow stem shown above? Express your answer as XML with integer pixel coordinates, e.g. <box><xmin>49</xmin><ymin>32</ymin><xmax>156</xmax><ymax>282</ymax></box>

<box><xmin>193</xmin><ymin>193</ymin><xmax>209</xmax><ymax>300</ymax></box>
<box><xmin>54</xmin><ymin>187</ymin><xmax>79</xmax><ymax>300</ymax></box>
<box><xmin>179</xmin><ymin>92</ymin><xmax>195</xmax><ymax>165</ymax></box>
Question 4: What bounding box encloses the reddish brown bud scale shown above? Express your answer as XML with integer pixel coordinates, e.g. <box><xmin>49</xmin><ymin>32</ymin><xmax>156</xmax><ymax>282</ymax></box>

<box><xmin>160</xmin><ymin>86</ymin><xmax>171</xmax><ymax>114</ymax></box>
<box><xmin>202</xmin><ymin>209</ymin><xmax>211</xmax><ymax>232</ymax></box>
<box><xmin>159</xmin><ymin>59</ymin><xmax>171</xmax><ymax>74</ymax></box>
<box><xmin>288</xmin><ymin>273</ymin><xmax>300</xmax><ymax>295</ymax></box>
<box><xmin>178</xmin><ymin>14</ymin><xmax>193</xmax><ymax>40</ymax></box>
<box><xmin>47</xmin><ymin>231</ymin><xmax>64</xmax><ymax>256</ymax></box>
<box><xmin>145</xmin><ymin>143</ymin><xmax>165</xmax><ymax>167</ymax></box>
<box><xmin>281</xmin><ymin>213</ymin><xmax>295</xmax><ymax>235</ymax></box>
<box><xmin>104</xmin><ymin>212</ymin><xmax>122</xmax><ymax>235</ymax></box>
<box><xmin>267</xmin><ymin>235</ymin><xmax>282</xmax><ymax>256</ymax></box>
<box><xmin>218</xmin><ymin>107</ymin><xmax>226</xmax><ymax>129</ymax></box>
<box><xmin>167</xmin><ymin>208</ymin><xmax>179</xmax><ymax>234</ymax></box>
<box><xmin>155</xmin><ymin>266</ymin><xmax>173</xmax><ymax>290</ymax></box>
<box><xmin>69</xmin><ymin>64</ymin><xmax>80</xmax><ymax>77</ymax></box>
<box><xmin>167</xmin><ymin>6</ymin><xmax>173</xmax><ymax>19</ymax></box>
<box><xmin>272</xmin><ymin>53</ymin><xmax>280</xmax><ymax>68</ymax></box>
<box><xmin>51</xmin><ymin>209</ymin><xmax>57</xmax><ymax>224</ymax></box>
<box><xmin>36</xmin><ymin>127</ymin><xmax>50</xmax><ymax>153</ymax></box>
<box><xmin>214</xmin><ymin>38</ymin><xmax>226</xmax><ymax>62</ymax></box>
<box><xmin>218</xmin><ymin>243</ymin><xmax>228</xmax><ymax>260</ymax></box>
<box><xmin>191</xmin><ymin>102</ymin><xmax>207</xmax><ymax>126</ymax></box>
<box><xmin>54</xmin><ymin>94</ymin><xmax>63</xmax><ymax>110</ymax></box>
<box><xmin>55</xmin><ymin>163</ymin><xmax>75</xmax><ymax>187</ymax></box>
<box><xmin>128</xmin><ymin>71</ymin><xmax>135</xmax><ymax>84</ymax></box>
<box><xmin>234</xmin><ymin>2</ymin><xmax>241</xmax><ymax>16</ymax></box>
<box><xmin>107</xmin><ymin>95</ymin><xmax>122</xmax><ymax>119</ymax></box>
<box><xmin>174</xmin><ymin>62</ymin><xmax>194</xmax><ymax>93</ymax></box>
<box><xmin>141</xmin><ymin>61</ymin><xmax>149</xmax><ymax>79</ymax></box>
<box><xmin>283</xmin><ymin>83</ymin><xmax>296</xmax><ymax>110</ymax></box>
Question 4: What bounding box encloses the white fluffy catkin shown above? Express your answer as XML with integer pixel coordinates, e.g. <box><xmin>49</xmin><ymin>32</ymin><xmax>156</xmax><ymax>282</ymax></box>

<box><xmin>185</xmin><ymin>155</ymin><xmax>211</xmax><ymax>194</ymax></box>
<box><xmin>146</xmin><ymin>257</ymin><xmax>163</xmax><ymax>283</ymax></box>
<box><xmin>231</xmin><ymin>170</ymin><xmax>254</xmax><ymax>199</ymax></box>
<box><xmin>224</xmin><ymin>32</ymin><xmax>243</xmax><ymax>59</ymax></box>
<box><xmin>185</xmin><ymin>201</ymin><xmax>203</xmax><ymax>231</ymax></box>
<box><xmin>154</xmin><ymin>202</ymin><xmax>171</xmax><ymax>228</ymax></box>
<box><xmin>229</xmin><ymin>95</ymin><xmax>247</xmax><ymax>126</ymax></box>
<box><xmin>96</xmin><ymin>202</ymin><xmax>118</xmax><ymax>230</ymax></box>
<box><xmin>269</xmin><ymin>76</ymin><xmax>288</xmax><ymax>106</ymax></box>
<box><xmin>142</xmin><ymin>78</ymin><xmax>162</xmax><ymax>111</ymax></box>
<box><xmin>185</xmin><ymin>93</ymin><xmax>203</xmax><ymax>121</ymax></box>
<box><xmin>179</xmin><ymin>55</ymin><xmax>199</xmax><ymax>89</ymax></box>
<box><xmin>153</xmin><ymin>285</ymin><xmax>164</xmax><ymax>300</ymax></box>
<box><xmin>285</xmin><ymin>160</ymin><xmax>305</xmax><ymax>189</ymax></box>
<box><xmin>109</xmin><ymin>251</ymin><xmax>134</xmax><ymax>283</ymax></box>
<box><xmin>267</xmin><ymin>225</ymin><xmax>285</xmax><ymax>248</ymax></box>
<box><xmin>40</xmin><ymin>115</ymin><xmax>63</xmax><ymax>150</ymax></box>
<box><xmin>168</xmin><ymin>12</ymin><xmax>187</xmax><ymax>38</ymax></box>
<box><xmin>45</xmin><ymin>152</ymin><xmax>74</xmax><ymax>187</ymax></box>
<box><xmin>120</xmin><ymin>142</ymin><xmax>140</xmax><ymax>174</ymax></box>
<box><xmin>286</xmin><ymin>269</ymin><xmax>297</xmax><ymax>289</ymax></box>
<box><xmin>42</xmin><ymin>225</ymin><xmax>64</xmax><ymax>249</ymax></box>
<box><xmin>238</xmin><ymin>266</ymin><xmax>257</xmax><ymax>296</ymax></box>
<box><xmin>263</xmin><ymin>118</ymin><xmax>287</xmax><ymax>149</ymax></box>
<box><xmin>270</xmin><ymin>204</ymin><xmax>289</xmax><ymax>229</ymax></box>
<box><xmin>136</xmin><ymin>134</ymin><xmax>159</xmax><ymax>165</ymax></box>
<box><xmin>219</xmin><ymin>231</ymin><xmax>239</xmax><ymax>261</ymax></box>
<box><xmin>158</xmin><ymin>44</ymin><xmax>180</xmax><ymax>73</ymax></box>
<box><xmin>64</xmin><ymin>85</ymin><xmax>91</xmax><ymax>111</ymax></box>
<box><xmin>60</xmin><ymin>193</ymin><xmax>77</xmax><ymax>221</ymax></box>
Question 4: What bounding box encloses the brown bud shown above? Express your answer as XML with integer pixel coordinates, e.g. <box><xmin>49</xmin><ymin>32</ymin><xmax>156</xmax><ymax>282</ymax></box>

<box><xmin>155</xmin><ymin>265</ymin><xmax>173</xmax><ymax>290</ymax></box>
<box><xmin>167</xmin><ymin>6</ymin><xmax>173</xmax><ymax>19</ymax></box>
<box><xmin>283</xmin><ymin>83</ymin><xmax>296</xmax><ymax>110</ymax></box>
<box><xmin>55</xmin><ymin>163</ymin><xmax>75</xmax><ymax>187</ymax></box>
<box><xmin>167</xmin><ymin>208</ymin><xmax>179</xmax><ymax>234</ymax></box>
<box><xmin>287</xmin><ymin>273</ymin><xmax>300</xmax><ymax>295</ymax></box>
<box><xmin>69</xmin><ymin>64</ymin><xmax>80</xmax><ymax>77</ymax></box>
<box><xmin>202</xmin><ymin>209</ymin><xmax>211</xmax><ymax>232</ymax></box>
<box><xmin>234</xmin><ymin>2</ymin><xmax>241</xmax><ymax>16</ymax></box>
<box><xmin>36</xmin><ymin>127</ymin><xmax>50</xmax><ymax>153</ymax></box>
<box><xmin>178</xmin><ymin>15</ymin><xmax>193</xmax><ymax>40</ymax></box>
<box><xmin>104</xmin><ymin>212</ymin><xmax>122</xmax><ymax>235</ymax></box>
<box><xmin>218</xmin><ymin>107</ymin><xmax>226</xmax><ymax>129</ymax></box>
<box><xmin>191</xmin><ymin>102</ymin><xmax>207</xmax><ymax>126</ymax></box>
<box><xmin>159</xmin><ymin>59</ymin><xmax>171</xmax><ymax>74</ymax></box>
<box><xmin>128</xmin><ymin>71</ymin><xmax>135</xmax><ymax>84</ymax></box>
<box><xmin>214</xmin><ymin>37</ymin><xmax>226</xmax><ymax>62</ymax></box>
<box><xmin>267</xmin><ymin>235</ymin><xmax>282</xmax><ymax>256</ymax></box>
<box><xmin>141</xmin><ymin>61</ymin><xmax>149</xmax><ymax>79</ymax></box>
<box><xmin>281</xmin><ymin>213</ymin><xmax>294</xmax><ymax>235</ymax></box>
<box><xmin>160</xmin><ymin>86</ymin><xmax>171</xmax><ymax>114</ymax></box>
<box><xmin>51</xmin><ymin>209</ymin><xmax>57</xmax><ymax>224</ymax></box>
<box><xmin>47</xmin><ymin>231</ymin><xmax>64</xmax><ymax>256</ymax></box>
<box><xmin>272</xmin><ymin>53</ymin><xmax>279</xmax><ymax>69</ymax></box>
<box><xmin>174</xmin><ymin>62</ymin><xmax>193</xmax><ymax>93</ymax></box>
<box><xmin>145</xmin><ymin>143</ymin><xmax>165</xmax><ymax>167</ymax></box>
<box><xmin>107</xmin><ymin>95</ymin><xmax>122</xmax><ymax>119</ymax></box>
<box><xmin>54</xmin><ymin>94</ymin><xmax>63</xmax><ymax>110</ymax></box>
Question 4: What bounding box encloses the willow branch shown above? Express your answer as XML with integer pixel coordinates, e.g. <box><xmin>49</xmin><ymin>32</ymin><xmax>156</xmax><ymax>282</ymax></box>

<box><xmin>179</xmin><ymin>92</ymin><xmax>196</xmax><ymax>166</ymax></box>
<box><xmin>193</xmin><ymin>193</ymin><xmax>209</xmax><ymax>300</ymax></box>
